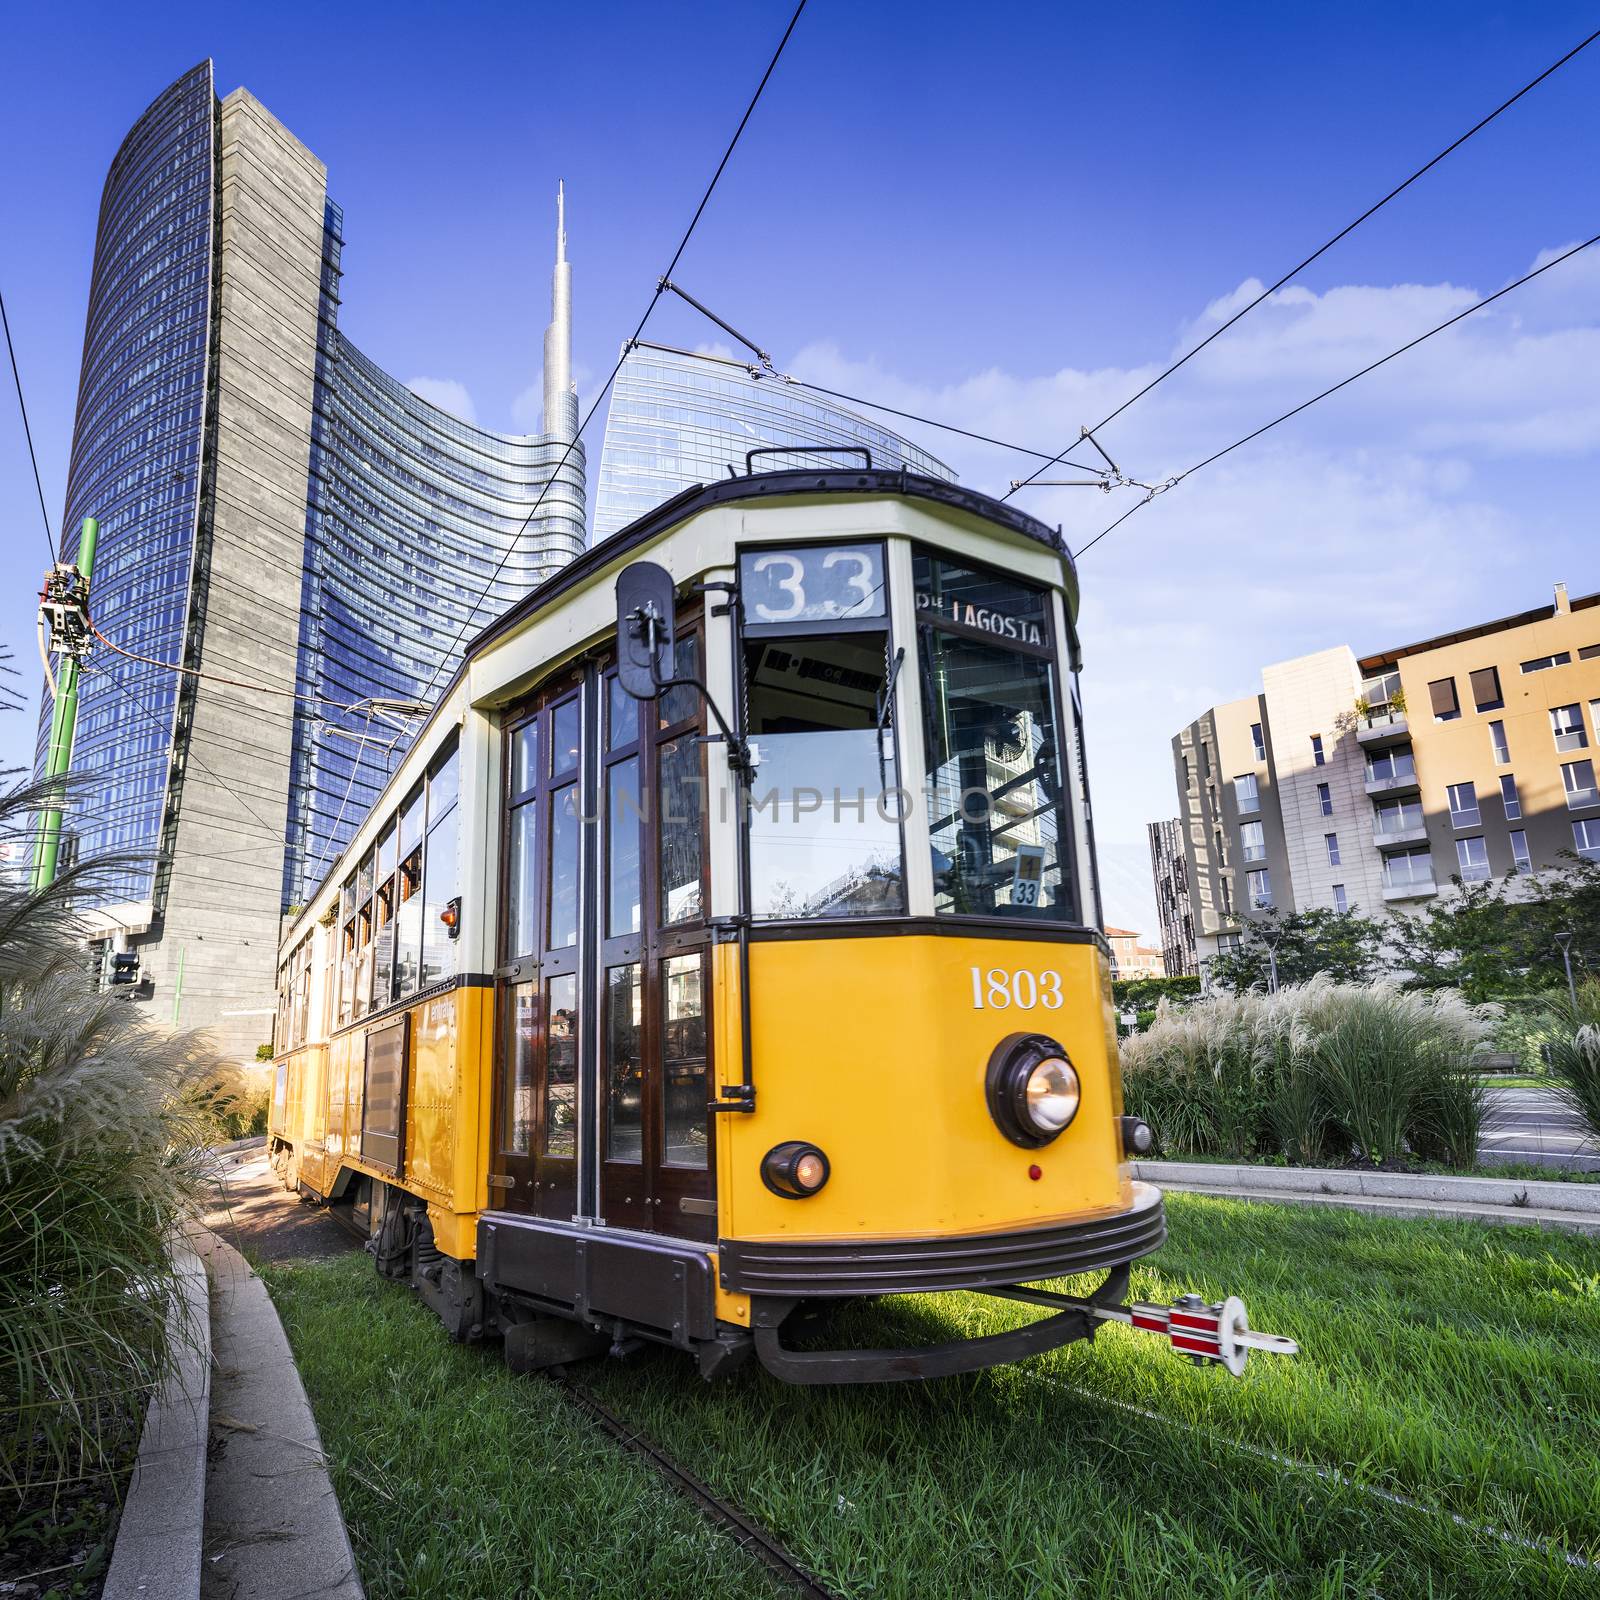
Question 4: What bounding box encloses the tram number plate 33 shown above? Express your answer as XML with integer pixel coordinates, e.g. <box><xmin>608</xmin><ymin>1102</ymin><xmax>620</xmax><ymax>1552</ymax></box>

<box><xmin>970</xmin><ymin>967</ymin><xmax>1064</xmax><ymax>1010</ymax></box>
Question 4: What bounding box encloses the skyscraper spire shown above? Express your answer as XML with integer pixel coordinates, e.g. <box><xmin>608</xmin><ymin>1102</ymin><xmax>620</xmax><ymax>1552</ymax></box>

<box><xmin>543</xmin><ymin>181</ymin><xmax>575</xmax><ymax>441</ymax></box>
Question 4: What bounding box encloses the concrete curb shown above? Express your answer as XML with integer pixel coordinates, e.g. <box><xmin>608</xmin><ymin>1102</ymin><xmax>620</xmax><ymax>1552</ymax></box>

<box><xmin>1136</xmin><ymin>1159</ymin><xmax>1600</xmax><ymax>1234</ymax></box>
<box><xmin>1133</xmin><ymin>1159</ymin><xmax>1600</xmax><ymax>1212</ymax></box>
<box><xmin>191</xmin><ymin>1228</ymin><xmax>365</xmax><ymax>1599</ymax></box>
<box><xmin>102</xmin><ymin>1245</ymin><xmax>211</xmax><ymax>1600</ymax></box>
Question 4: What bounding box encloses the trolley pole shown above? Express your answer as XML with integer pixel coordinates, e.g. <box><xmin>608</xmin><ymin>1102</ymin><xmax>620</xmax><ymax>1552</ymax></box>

<box><xmin>32</xmin><ymin>516</ymin><xmax>99</xmax><ymax>893</ymax></box>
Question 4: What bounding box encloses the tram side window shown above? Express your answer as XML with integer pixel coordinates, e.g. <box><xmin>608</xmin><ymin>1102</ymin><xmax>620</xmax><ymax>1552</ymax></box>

<box><xmin>393</xmin><ymin>783</ymin><xmax>425</xmax><ymax>1001</ymax></box>
<box><xmin>420</xmin><ymin>742</ymin><xmax>460</xmax><ymax>988</ymax></box>
<box><xmin>337</xmin><ymin>873</ymin><xmax>357</xmax><ymax>1029</ymax></box>
<box><xmin>353</xmin><ymin>845</ymin><xmax>376</xmax><ymax>1020</ymax></box>
<box><xmin>743</xmin><ymin>633</ymin><xmax>904</xmax><ymax>920</ymax></box>
<box><xmin>914</xmin><ymin>551</ymin><xmax>1075</xmax><ymax>923</ymax></box>
<box><xmin>371</xmin><ymin>819</ymin><xmax>397</xmax><ymax>1010</ymax></box>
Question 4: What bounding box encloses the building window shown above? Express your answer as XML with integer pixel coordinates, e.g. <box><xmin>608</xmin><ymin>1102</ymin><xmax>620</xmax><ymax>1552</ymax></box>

<box><xmin>1311</xmin><ymin>734</ymin><xmax>1325</xmax><ymax>766</ymax></box>
<box><xmin>1564</xmin><ymin>759</ymin><xmax>1599</xmax><ymax>811</ymax></box>
<box><xmin>1214</xmin><ymin>828</ymin><xmax>1226</xmax><ymax>866</ymax></box>
<box><xmin>1521</xmin><ymin>652</ymin><xmax>1571</xmax><ymax>674</ymax></box>
<box><xmin>1575</xmin><ymin>818</ymin><xmax>1600</xmax><ymax>862</ymax></box>
<box><xmin>1246</xmin><ymin>867</ymin><xmax>1272</xmax><ymax>907</ymax></box>
<box><xmin>1499</xmin><ymin>774</ymin><xmax>1521</xmax><ymax>821</ymax></box>
<box><xmin>1428</xmin><ymin>677</ymin><xmax>1461</xmax><ymax>722</ymax></box>
<box><xmin>1446</xmin><ymin>782</ymin><xmax>1480</xmax><ymax>828</ymax></box>
<box><xmin>1325</xmin><ymin>832</ymin><xmax>1341</xmax><ymax>866</ymax></box>
<box><xmin>1200</xmin><ymin>741</ymin><xmax>1212</xmax><ymax>778</ymax></box>
<box><xmin>1384</xmin><ymin>846</ymin><xmax>1434</xmax><ymax>891</ymax></box>
<box><xmin>1219</xmin><ymin>875</ymin><xmax>1233</xmax><ymax>916</ymax></box>
<box><xmin>1469</xmin><ymin>666</ymin><xmax>1503</xmax><ymax>712</ymax></box>
<box><xmin>1317</xmin><ymin>781</ymin><xmax>1332</xmax><ymax>816</ymax></box>
<box><xmin>1367</xmin><ymin>746</ymin><xmax>1415</xmax><ymax>784</ymax></box>
<box><xmin>1582</xmin><ymin>644</ymin><xmax>1600</xmax><ymax>661</ymax></box>
<box><xmin>1240</xmin><ymin>821</ymin><xmax>1266</xmax><ymax>862</ymax></box>
<box><xmin>1332</xmin><ymin>883</ymin><xmax>1348</xmax><ymax>913</ymax></box>
<box><xmin>1509</xmin><ymin>830</ymin><xmax>1532</xmax><ymax>874</ymax></box>
<box><xmin>1234</xmin><ymin>773</ymin><xmax>1259</xmax><ymax>812</ymax></box>
<box><xmin>1217</xmin><ymin>932</ymin><xmax>1242</xmax><ymax>953</ymax></box>
<box><xmin>1182</xmin><ymin>754</ymin><xmax>1192</xmax><ymax>791</ymax></box>
<box><xmin>1250</xmin><ymin>723</ymin><xmax>1265</xmax><ymax>762</ymax></box>
<box><xmin>1375</xmin><ymin>796</ymin><xmax>1424</xmax><ymax>836</ymax></box>
<box><xmin>1455</xmin><ymin>836</ymin><xmax>1490</xmax><ymax>883</ymax></box>
<box><xmin>1551</xmin><ymin>703</ymin><xmax>1588</xmax><ymax>752</ymax></box>
<box><xmin>1489</xmin><ymin>719</ymin><xmax>1510</xmax><ymax>765</ymax></box>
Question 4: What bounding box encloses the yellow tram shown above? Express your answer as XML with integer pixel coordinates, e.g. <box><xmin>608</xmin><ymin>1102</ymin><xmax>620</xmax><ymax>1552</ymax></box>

<box><xmin>269</xmin><ymin>464</ymin><xmax>1294</xmax><ymax>1383</ymax></box>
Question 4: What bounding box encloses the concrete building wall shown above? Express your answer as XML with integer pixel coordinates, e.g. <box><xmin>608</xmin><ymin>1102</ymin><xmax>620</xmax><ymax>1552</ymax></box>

<box><xmin>1260</xmin><ymin>646</ymin><xmax>1388</xmax><ymax>919</ymax></box>
<box><xmin>1379</xmin><ymin>588</ymin><xmax>1600</xmax><ymax>899</ymax></box>
<box><xmin>1168</xmin><ymin>586</ymin><xmax>1600</xmax><ymax>977</ymax></box>
<box><xmin>144</xmin><ymin>92</ymin><xmax>328</xmax><ymax>1062</ymax></box>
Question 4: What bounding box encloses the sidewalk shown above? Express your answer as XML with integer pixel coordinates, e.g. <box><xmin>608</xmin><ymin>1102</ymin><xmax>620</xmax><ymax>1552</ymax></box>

<box><xmin>191</xmin><ymin>1227</ymin><xmax>364</xmax><ymax>1599</ymax></box>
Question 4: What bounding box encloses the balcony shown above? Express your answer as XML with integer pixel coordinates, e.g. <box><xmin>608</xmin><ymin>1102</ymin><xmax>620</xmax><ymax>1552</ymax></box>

<box><xmin>1365</xmin><ymin>767</ymin><xmax>1420</xmax><ymax>798</ymax></box>
<box><xmin>1373</xmin><ymin>820</ymin><xmax>1429</xmax><ymax>848</ymax></box>
<box><xmin>1355</xmin><ymin>707</ymin><xmax>1410</xmax><ymax>748</ymax></box>
<box><xmin>1383</xmin><ymin>876</ymin><xmax>1437</xmax><ymax>901</ymax></box>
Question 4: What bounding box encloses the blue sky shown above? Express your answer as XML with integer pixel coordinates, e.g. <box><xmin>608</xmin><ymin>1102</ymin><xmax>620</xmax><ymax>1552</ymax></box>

<box><xmin>2</xmin><ymin>1</ymin><xmax>1597</xmax><ymax>933</ymax></box>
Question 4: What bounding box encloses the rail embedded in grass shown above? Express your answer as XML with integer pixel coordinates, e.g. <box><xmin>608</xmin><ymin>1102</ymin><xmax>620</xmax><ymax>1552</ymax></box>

<box><xmin>263</xmin><ymin>1194</ymin><xmax>1600</xmax><ymax>1598</ymax></box>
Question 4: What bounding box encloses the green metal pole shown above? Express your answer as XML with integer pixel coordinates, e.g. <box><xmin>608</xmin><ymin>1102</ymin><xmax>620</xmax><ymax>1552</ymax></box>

<box><xmin>32</xmin><ymin>516</ymin><xmax>99</xmax><ymax>893</ymax></box>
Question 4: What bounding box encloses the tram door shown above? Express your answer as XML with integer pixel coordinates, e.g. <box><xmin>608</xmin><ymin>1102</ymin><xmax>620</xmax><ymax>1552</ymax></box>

<box><xmin>491</xmin><ymin>632</ymin><xmax>715</xmax><ymax>1243</ymax></box>
<box><xmin>598</xmin><ymin>623</ymin><xmax>716</xmax><ymax>1244</ymax></box>
<box><xmin>492</xmin><ymin>672</ymin><xmax>584</xmax><ymax>1221</ymax></box>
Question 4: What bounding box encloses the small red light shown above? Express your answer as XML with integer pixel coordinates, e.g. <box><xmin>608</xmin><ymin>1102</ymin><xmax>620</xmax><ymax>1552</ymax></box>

<box><xmin>1028</xmin><ymin>1164</ymin><xmax>1043</xmax><ymax>1181</ymax></box>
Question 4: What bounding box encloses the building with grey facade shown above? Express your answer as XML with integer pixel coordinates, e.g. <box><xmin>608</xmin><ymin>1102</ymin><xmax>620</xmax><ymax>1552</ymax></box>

<box><xmin>593</xmin><ymin>341</ymin><xmax>952</xmax><ymax>540</ymax></box>
<box><xmin>1146</xmin><ymin>817</ymin><xmax>1196</xmax><ymax>976</ymax></box>
<box><xmin>37</xmin><ymin>62</ymin><xmax>583</xmax><ymax>1061</ymax></box>
<box><xmin>1171</xmin><ymin>582</ymin><xmax>1600</xmax><ymax>972</ymax></box>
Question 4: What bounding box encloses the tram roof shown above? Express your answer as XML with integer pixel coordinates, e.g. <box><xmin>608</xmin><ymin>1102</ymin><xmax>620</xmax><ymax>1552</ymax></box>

<box><xmin>464</xmin><ymin>467</ymin><xmax>1076</xmax><ymax>669</ymax></box>
<box><xmin>285</xmin><ymin>471</ymin><xmax>1075</xmax><ymax>941</ymax></box>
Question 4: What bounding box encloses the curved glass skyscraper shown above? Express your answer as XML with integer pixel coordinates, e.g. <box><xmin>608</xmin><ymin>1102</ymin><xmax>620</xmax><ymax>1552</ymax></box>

<box><xmin>38</xmin><ymin>63</ymin><xmax>582</xmax><ymax>1060</ymax></box>
<box><xmin>593</xmin><ymin>341</ymin><xmax>952</xmax><ymax>541</ymax></box>
<box><xmin>40</xmin><ymin>60</ymin><xmax>217</xmax><ymax>907</ymax></box>
<box><xmin>285</xmin><ymin>202</ymin><xmax>585</xmax><ymax>901</ymax></box>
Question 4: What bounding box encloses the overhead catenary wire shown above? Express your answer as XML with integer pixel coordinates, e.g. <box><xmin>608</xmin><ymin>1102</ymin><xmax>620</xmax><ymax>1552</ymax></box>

<box><xmin>1071</xmin><ymin>231</ymin><xmax>1600</xmax><ymax>560</ymax></box>
<box><xmin>1006</xmin><ymin>24</ymin><xmax>1600</xmax><ymax>501</ymax></box>
<box><xmin>1</xmin><ymin>284</ymin><xmax>57</xmax><ymax>563</ymax></box>
<box><xmin>411</xmin><ymin>0</ymin><xmax>808</xmax><ymax>716</ymax></box>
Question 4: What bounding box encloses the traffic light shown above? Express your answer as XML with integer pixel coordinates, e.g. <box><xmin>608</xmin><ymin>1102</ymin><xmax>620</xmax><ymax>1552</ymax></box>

<box><xmin>109</xmin><ymin>951</ymin><xmax>139</xmax><ymax>985</ymax></box>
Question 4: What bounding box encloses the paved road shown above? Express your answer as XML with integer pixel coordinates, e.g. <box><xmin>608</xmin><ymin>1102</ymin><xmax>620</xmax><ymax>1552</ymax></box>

<box><xmin>1480</xmin><ymin>1085</ymin><xmax>1599</xmax><ymax>1172</ymax></box>
<box><xmin>203</xmin><ymin>1154</ymin><xmax>361</xmax><ymax>1262</ymax></box>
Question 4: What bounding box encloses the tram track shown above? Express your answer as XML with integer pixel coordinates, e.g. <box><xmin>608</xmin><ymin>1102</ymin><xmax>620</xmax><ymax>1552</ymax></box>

<box><xmin>548</xmin><ymin>1373</ymin><xmax>842</xmax><ymax>1600</ymax></box>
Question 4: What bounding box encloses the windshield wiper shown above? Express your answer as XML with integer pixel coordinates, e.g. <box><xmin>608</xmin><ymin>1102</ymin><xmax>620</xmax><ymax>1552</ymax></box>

<box><xmin>876</xmin><ymin>647</ymin><xmax>905</xmax><ymax>789</ymax></box>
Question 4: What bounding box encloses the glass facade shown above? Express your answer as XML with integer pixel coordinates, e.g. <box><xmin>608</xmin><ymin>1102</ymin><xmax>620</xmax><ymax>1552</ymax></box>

<box><xmin>39</xmin><ymin>64</ymin><xmax>588</xmax><ymax>919</ymax></box>
<box><xmin>35</xmin><ymin>61</ymin><xmax>216</xmax><ymax>905</ymax></box>
<box><xmin>593</xmin><ymin>342</ymin><xmax>952</xmax><ymax>540</ymax></box>
<box><xmin>283</xmin><ymin>200</ymin><xmax>586</xmax><ymax>904</ymax></box>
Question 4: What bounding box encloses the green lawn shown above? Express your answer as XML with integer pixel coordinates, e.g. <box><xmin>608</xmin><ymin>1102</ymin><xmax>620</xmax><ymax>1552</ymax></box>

<box><xmin>264</xmin><ymin>1195</ymin><xmax>1600</xmax><ymax>1599</ymax></box>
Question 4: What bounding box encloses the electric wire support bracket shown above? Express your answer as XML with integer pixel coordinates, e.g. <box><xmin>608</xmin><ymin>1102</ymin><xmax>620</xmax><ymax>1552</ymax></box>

<box><xmin>1008</xmin><ymin>425</ymin><xmax>1180</xmax><ymax>500</ymax></box>
<box><xmin>39</xmin><ymin>563</ymin><xmax>94</xmax><ymax>662</ymax></box>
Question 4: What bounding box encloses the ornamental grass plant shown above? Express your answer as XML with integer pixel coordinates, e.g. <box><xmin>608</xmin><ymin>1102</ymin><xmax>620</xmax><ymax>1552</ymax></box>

<box><xmin>1546</xmin><ymin>977</ymin><xmax>1600</xmax><ymax>1149</ymax></box>
<box><xmin>1120</xmin><ymin>976</ymin><xmax>1493</xmax><ymax>1167</ymax></box>
<box><xmin>0</xmin><ymin>776</ymin><xmax>234</xmax><ymax>1536</ymax></box>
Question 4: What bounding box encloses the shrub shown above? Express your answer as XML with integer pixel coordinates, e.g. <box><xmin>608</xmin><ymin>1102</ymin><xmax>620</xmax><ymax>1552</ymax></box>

<box><xmin>1111</xmin><ymin>974</ymin><xmax>1200</xmax><ymax>1010</ymax></box>
<box><xmin>1547</xmin><ymin>978</ymin><xmax>1600</xmax><ymax>1149</ymax></box>
<box><xmin>1120</xmin><ymin>977</ymin><xmax>1493</xmax><ymax>1167</ymax></box>
<box><xmin>0</xmin><ymin>777</ymin><xmax>232</xmax><ymax>1516</ymax></box>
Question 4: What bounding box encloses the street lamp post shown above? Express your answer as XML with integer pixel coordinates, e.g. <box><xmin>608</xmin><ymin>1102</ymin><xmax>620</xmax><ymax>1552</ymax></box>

<box><xmin>1255</xmin><ymin>898</ymin><xmax>1279</xmax><ymax>994</ymax></box>
<box><xmin>1555</xmin><ymin>931</ymin><xmax>1578</xmax><ymax>1009</ymax></box>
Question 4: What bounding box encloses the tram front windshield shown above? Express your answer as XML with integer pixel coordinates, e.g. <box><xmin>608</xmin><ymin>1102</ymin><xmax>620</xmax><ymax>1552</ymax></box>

<box><xmin>916</xmin><ymin>553</ymin><xmax>1074</xmax><ymax>921</ymax></box>
<box><xmin>744</xmin><ymin>634</ymin><xmax>904</xmax><ymax>920</ymax></box>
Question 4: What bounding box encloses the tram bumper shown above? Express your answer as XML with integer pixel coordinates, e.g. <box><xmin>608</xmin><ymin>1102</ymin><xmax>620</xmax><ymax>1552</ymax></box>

<box><xmin>727</xmin><ymin>1182</ymin><xmax>1171</xmax><ymax>1385</ymax></box>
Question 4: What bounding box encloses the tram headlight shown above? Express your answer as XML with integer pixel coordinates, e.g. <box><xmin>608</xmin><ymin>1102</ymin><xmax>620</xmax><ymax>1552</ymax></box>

<box><xmin>986</xmin><ymin>1034</ymin><xmax>1081</xmax><ymax>1148</ymax></box>
<box><xmin>761</xmin><ymin>1141</ymin><xmax>831</xmax><ymax>1199</ymax></box>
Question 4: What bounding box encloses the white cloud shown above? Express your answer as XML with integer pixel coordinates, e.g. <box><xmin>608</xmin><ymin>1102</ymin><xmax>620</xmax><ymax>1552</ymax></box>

<box><xmin>787</xmin><ymin>245</ymin><xmax>1600</xmax><ymax>939</ymax></box>
<box><xmin>406</xmin><ymin>377</ymin><xmax>477</xmax><ymax>425</ymax></box>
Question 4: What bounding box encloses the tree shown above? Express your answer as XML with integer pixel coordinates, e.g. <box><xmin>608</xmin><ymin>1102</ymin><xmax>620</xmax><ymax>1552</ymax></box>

<box><xmin>1207</xmin><ymin>906</ymin><xmax>1389</xmax><ymax>994</ymax></box>
<box><xmin>1387</xmin><ymin>854</ymin><xmax>1600</xmax><ymax>1003</ymax></box>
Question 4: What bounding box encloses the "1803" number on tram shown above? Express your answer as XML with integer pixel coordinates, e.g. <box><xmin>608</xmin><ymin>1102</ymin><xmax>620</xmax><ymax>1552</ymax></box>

<box><xmin>969</xmin><ymin>968</ymin><xmax>1064</xmax><ymax>1010</ymax></box>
